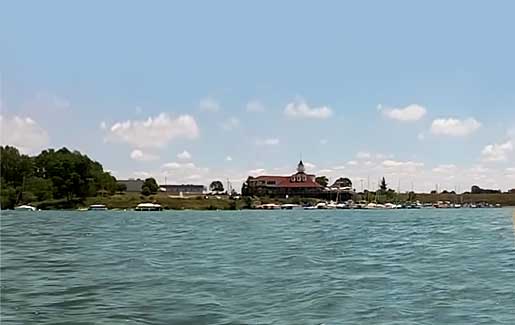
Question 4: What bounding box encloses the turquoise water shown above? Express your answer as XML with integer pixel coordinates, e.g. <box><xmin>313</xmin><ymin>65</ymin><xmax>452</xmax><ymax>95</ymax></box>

<box><xmin>1</xmin><ymin>209</ymin><xmax>515</xmax><ymax>324</ymax></box>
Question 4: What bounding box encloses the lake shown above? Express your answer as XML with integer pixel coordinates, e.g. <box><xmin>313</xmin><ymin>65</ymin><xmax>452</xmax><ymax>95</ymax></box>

<box><xmin>1</xmin><ymin>209</ymin><xmax>515</xmax><ymax>324</ymax></box>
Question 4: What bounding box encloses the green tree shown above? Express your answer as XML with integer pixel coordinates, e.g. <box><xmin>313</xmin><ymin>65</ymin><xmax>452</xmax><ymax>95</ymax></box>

<box><xmin>315</xmin><ymin>176</ymin><xmax>329</xmax><ymax>187</ymax></box>
<box><xmin>141</xmin><ymin>186</ymin><xmax>151</xmax><ymax>196</ymax></box>
<box><xmin>116</xmin><ymin>183</ymin><xmax>127</xmax><ymax>193</ymax></box>
<box><xmin>210</xmin><ymin>180</ymin><xmax>224</xmax><ymax>192</ymax></box>
<box><xmin>142</xmin><ymin>178</ymin><xmax>158</xmax><ymax>194</ymax></box>
<box><xmin>379</xmin><ymin>177</ymin><xmax>388</xmax><ymax>192</ymax></box>
<box><xmin>0</xmin><ymin>146</ymin><xmax>34</xmax><ymax>188</ymax></box>
<box><xmin>0</xmin><ymin>181</ymin><xmax>17</xmax><ymax>209</ymax></box>
<box><xmin>25</xmin><ymin>177</ymin><xmax>54</xmax><ymax>201</ymax></box>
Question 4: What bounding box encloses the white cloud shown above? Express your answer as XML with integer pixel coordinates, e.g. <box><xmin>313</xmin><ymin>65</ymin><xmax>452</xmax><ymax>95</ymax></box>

<box><xmin>0</xmin><ymin>115</ymin><xmax>50</xmax><ymax>154</ymax></box>
<box><xmin>256</xmin><ymin>138</ymin><xmax>280</xmax><ymax>146</ymax></box>
<box><xmin>320</xmin><ymin>139</ymin><xmax>328</xmax><ymax>145</ymax></box>
<box><xmin>133</xmin><ymin>171</ymin><xmax>151</xmax><ymax>179</ymax></box>
<box><xmin>284</xmin><ymin>99</ymin><xmax>332</xmax><ymax>119</ymax></box>
<box><xmin>177</xmin><ymin>150</ymin><xmax>192</xmax><ymax>160</ymax></box>
<box><xmin>382</xmin><ymin>160</ymin><xmax>423</xmax><ymax>167</ymax></box>
<box><xmin>248</xmin><ymin>168</ymin><xmax>266</xmax><ymax>176</ymax></box>
<box><xmin>304</xmin><ymin>162</ymin><xmax>316</xmax><ymax>170</ymax></box>
<box><xmin>130</xmin><ymin>149</ymin><xmax>159</xmax><ymax>161</ymax></box>
<box><xmin>430</xmin><ymin>117</ymin><xmax>481</xmax><ymax>136</ymax></box>
<box><xmin>317</xmin><ymin>169</ymin><xmax>333</xmax><ymax>174</ymax></box>
<box><xmin>356</xmin><ymin>151</ymin><xmax>372</xmax><ymax>159</ymax></box>
<box><xmin>378</xmin><ymin>104</ymin><xmax>427</xmax><ymax>122</ymax></box>
<box><xmin>347</xmin><ymin>160</ymin><xmax>358</xmax><ymax>166</ymax></box>
<box><xmin>333</xmin><ymin>165</ymin><xmax>346</xmax><ymax>170</ymax></box>
<box><xmin>105</xmin><ymin>113</ymin><xmax>199</xmax><ymax>148</ymax></box>
<box><xmin>100</xmin><ymin>121</ymin><xmax>107</xmax><ymax>130</ymax></box>
<box><xmin>432</xmin><ymin>164</ymin><xmax>457</xmax><ymax>173</ymax></box>
<box><xmin>221</xmin><ymin>117</ymin><xmax>240</xmax><ymax>131</ymax></box>
<box><xmin>162</xmin><ymin>161</ymin><xmax>196</xmax><ymax>169</ymax></box>
<box><xmin>246</xmin><ymin>100</ymin><xmax>265</xmax><ymax>113</ymax></box>
<box><xmin>481</xmin><ymin>141</ymin><xmax>513</xmax><ymax>162</ymax></box>
<box><xmin>199</xmin><ymin>97</ymin><xmax>220</xmax><ymax>112</ymax></box>
<box><xmin>417</xmin><ymin>132</ymin><xmax>425</xmax><ymax>141</ymax></box>
<box><xmin>225</xmin><ymin>156</ymin><xmax>233</xmax><ymax>161</ymax></box>
<box><xmin>382</xmin><ymin>160</ymin><xmax>424</xmax><ymax>169</ymax></box>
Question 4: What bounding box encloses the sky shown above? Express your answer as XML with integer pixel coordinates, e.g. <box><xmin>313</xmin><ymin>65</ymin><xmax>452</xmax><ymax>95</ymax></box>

<box><xmin>1</xmin><ymin>1</ymin><xmax>514</xmax><ymax>192</ymax></box>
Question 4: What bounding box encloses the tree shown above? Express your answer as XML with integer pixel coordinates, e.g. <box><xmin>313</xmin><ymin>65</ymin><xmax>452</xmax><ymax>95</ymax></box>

<box><xmin>1</xmin><ymin>146</ymin><xmax>118</xmax><ymax>204</ymax></box>
<box><xmin>142</xmin><ymin>178</ymin><xmax>158</xmax><ymax>194</ymax></box>
<box><xmin>141</xmin><ymin>186</ymin><xmax>151</xmax><ymax>196</ymax></box>
<box><xmin>210</xmin><ymin>180</ymin><xmax>224</xmax><ymax>192</ymax></box>
<box><xmin>333</xmin><ymin>177</ymin><xmax>352</xmax><ymax>188</ymax></box>
<box><xmin>25</xmin><ymin>177</ymin><xmax>53</xmax><ymax>201</ymax></box>
<box><xmin>379</xmin><ymin>177</ymin><xmax>387</xmax><ymax>192</ymax></box>
<box><xmin>116</xmin><ymin>183</ymin><xmax>127</xmax><ymax>193</ymax></box>
<box><xmin>315</xmin><ymin>176</ymin><xmax>329</xmax><ymax>187</ymax></box>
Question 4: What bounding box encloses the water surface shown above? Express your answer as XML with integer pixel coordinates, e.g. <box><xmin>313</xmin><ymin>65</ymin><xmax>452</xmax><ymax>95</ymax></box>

<box><xmin>1</xmin><ymin>209</ymin><xmax>515</xmax><ymax>324</ymax></box>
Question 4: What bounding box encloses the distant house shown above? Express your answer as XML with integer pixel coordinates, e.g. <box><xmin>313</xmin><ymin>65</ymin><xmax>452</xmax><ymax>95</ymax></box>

<box><xmin>117</xmin><ymin>179</ymin><xmax>144</xmax><ymax>192</ymax></box>
<box><xmin>244</xmin><ymin>160</ymin><xmax>324</xmax><ymax>198</ymax></box>
<box><xmin>160</xmin><ymin>184</ymin><xmax>206</xmax><ymax>195</ymax></box>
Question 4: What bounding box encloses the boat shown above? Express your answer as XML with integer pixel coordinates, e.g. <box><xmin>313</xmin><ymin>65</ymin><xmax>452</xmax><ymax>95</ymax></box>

<box><xmin>336</xmin><ymin>203</ymin><xmax>348</xmax><ymax>209</ymax></box>
<box><xmin>326</xmin><ymin>201</ymin><xmax>338</xmax><ymax>209</ymax></box>
<box><xmin>303</xmin><ymin>205</ymin><xmax>317</xmax><ymax>210</ymax></box>
<box><xmin>316</xmin><ymin>202</ymin><xmax>329</xmax><ymax>209</ymax></box>
<box><xmin>135</xmin><ymin>203</ymin><xmax>163</xmax><ymax>211</ymax></box>
<box><xmin>257</xmin><ymin>203</ymin><xmax>281</xmax><ymax>210</ymax></box>
<box><xmin>280</xmin><ymin>203</ymin><xmax>300</xmax><ymax>210</ymax></box>
<box><xmin>88</xmin><ymin>204</ymin><xmax>108</xmax><ymax>211</ymax></box>
<box><xmin>14</xmin><ymin>205</ymin><xmax>36</xmax><ymax>211</ymax></box>
<box><xmin>384</xmin><ymin>203</ymin><xmax>398</xmax><ymax>209</ymax></box>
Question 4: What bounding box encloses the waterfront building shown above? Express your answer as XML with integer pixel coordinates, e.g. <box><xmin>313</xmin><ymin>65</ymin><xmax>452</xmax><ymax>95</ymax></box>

<box><xmin>159</xmin><ymin>184</ymin><xmax>206</xmax><ymax>195</ymax></box>
<box><xmin>117</xmin><ymin>179</ymin><xmax>144</xmax><ymax>192</ymax></box>
<box><xmin>244</xmin><ymin>160</ymin><xmax>324</xmax><ymax>198</ymax></box>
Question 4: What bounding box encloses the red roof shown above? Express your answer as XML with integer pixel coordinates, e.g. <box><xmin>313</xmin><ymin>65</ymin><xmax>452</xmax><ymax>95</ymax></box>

<box><xmin>249</xmin><ymin>173</ymin><xmax>322</xmax><ymax>188</ymax></box>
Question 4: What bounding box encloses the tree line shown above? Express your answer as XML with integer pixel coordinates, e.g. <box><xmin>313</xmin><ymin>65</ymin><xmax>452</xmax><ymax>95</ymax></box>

<box><xmin>1</xmin><ymin>146</ymin><xmax>117</xmax><ymax>208</ymax></box>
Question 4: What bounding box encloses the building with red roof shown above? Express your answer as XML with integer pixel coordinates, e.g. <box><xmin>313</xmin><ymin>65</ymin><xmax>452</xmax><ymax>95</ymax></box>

<box><xmin>244</xmin><ymin>160</ymin><xmax>326</xmax><ymax>198</ymax></box>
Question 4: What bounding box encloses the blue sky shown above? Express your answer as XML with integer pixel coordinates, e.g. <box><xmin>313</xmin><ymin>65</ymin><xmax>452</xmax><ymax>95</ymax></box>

<box><xmin>1</xmin><ymin>1</ymin><xmax>514</xmax><ymax>191</ymax></box>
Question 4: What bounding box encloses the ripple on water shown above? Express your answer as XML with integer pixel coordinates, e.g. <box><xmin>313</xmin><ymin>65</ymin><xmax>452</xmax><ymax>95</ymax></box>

<box><xmin>1</xmin><ymin>209</ymin><xmax>515</xmax><ymax>324</ymax></box>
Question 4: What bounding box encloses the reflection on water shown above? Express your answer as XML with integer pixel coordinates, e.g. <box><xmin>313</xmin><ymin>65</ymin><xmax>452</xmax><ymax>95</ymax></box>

<box><xmin>1</xmin><ymin>209</ymin><xmax>515</xmax><ymax>324</ymax></box>
<box><xmin>513</xmin><ymin>209</ymin><xmax>515</xmax><ymax>242</ymax></box>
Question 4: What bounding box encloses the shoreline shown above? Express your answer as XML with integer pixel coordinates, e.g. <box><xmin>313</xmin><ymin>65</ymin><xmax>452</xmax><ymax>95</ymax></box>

<box><xmin>6</xmin><ymin>192</ymin><xmax>515</xmax><ymax>211</ymax></box>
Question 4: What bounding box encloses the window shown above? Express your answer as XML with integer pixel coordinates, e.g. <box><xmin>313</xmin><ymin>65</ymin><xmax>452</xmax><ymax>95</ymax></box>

<box><xmin>302</xmin><ymin>175</ymin><xmax>306</xmax><ymax>181</ymax></box>
<box><xmin>296</xmin><ymin>175</ymin><xmax>301</xmax><ymax>181</ymax></box>
<box><xmin>266</xmin><ymin>181</ymin><xmax>276</xmax><ymax>185</ymax></box>
<box><xmin>291</xmin><ymin>177</ymin><xmax>295</xmax><ymax>182</ymax></box>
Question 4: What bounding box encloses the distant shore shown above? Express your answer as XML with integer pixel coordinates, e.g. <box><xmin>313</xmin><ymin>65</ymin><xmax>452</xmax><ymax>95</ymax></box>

<box><xmin>9</xmin><ymin>192</ymin><xmax>515</xmax><ymax>211</ymax></box>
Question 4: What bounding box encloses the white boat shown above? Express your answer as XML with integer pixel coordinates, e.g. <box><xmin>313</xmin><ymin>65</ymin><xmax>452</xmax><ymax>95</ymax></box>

<box><xmin>88</xmin><ymin>204</ymin><xmax>108</xmax><ymax>211</ymax></box>
<box><xmin>316</xmin><ymin>202</ymin><xmax>328</xmax><ymax>209</ymax></box>
<box><xmin>135</xmin><ymin>203</ymin><xmax>163</xmax><ymax>211</ymax></box>
<box><xmin>326</xmin><ymin>201</ymin><xmax>338</xmax><ymax>209</ymax></box>
<box><xmin>303</xmin><ymin>205</ymin><xmax>317</xmax><ymax>210</ymax></box>
<box><xmin>257</xmin><ymin>203</ymin><xmax>281</xmax><ymax>210</ymax></box>
<box><xmin>384</xmin><ymin>203</ymin><xmax>398</xmax><ymax>209</ymax></box>
<box><xmin>365</xmin><ymin>203</ymin><xmax>388</xmax><ymax>209</ymax></box>
<box><xmin>280</xmin><ymin>204</ymin><xmax>300</xmax><ymax>210</ymax></box>
<box><xmin>336</xmin><ymin>203</ymin><xmax>348</xmax><ymax>209</ymax></box>
<box><xmin>14</xmin><ymin>205</ymin><xmax>36</xmax><ymax>211</ymax></box>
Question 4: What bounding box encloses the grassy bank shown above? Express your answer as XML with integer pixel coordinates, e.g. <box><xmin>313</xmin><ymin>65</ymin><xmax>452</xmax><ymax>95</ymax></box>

<box><xmin>24</xmin><ymin>192</ymin><xmax>515</xmax><ymax>210</ymax></box>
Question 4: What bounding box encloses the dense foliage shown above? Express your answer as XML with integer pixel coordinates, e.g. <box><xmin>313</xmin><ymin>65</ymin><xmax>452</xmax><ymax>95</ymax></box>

<box><xmin>1</xmin><ymin>146</ymin><xmax>117</xmax><ymax>208</ymax></box>
<box><xmin>141</xmin><ymin>177</ymin><xmax>159</xmax><ymax>195</ymax></box>
<box><xmin>209</xmin><ymin>180</ymin><xmax>224</xmax><ymax>192</ymax></box>
<box><xmin>315</xmin><ymin>176</ymin><xmax>328</xmax><ymax>187</ymax></box>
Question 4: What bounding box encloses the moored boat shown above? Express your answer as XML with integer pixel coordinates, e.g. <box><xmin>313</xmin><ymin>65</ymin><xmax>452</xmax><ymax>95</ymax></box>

<box><xmin>135</xmin><ymin>203</ymin><xmax>163</xmax><ymax>211</ymax></box>
<box><xmin>88</xmin><ymin>204</ymin><xmax>108</xmax><ymax>211</ymax></box>
<box><xmin>14</xmin><ymin>205</ymin><xmax>36</xmax><ymax>211</ymax></box>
